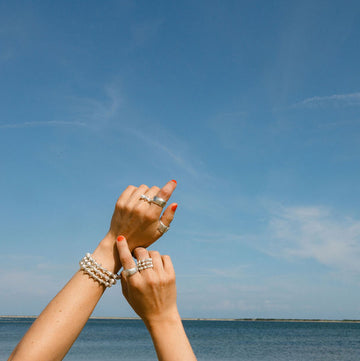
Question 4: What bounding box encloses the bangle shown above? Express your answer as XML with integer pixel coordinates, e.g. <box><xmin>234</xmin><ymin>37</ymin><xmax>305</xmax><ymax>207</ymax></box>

<box><xmin>79</xmin><ymin>253</ymin><xmax>120</xmax><ymax>288</ymax></box>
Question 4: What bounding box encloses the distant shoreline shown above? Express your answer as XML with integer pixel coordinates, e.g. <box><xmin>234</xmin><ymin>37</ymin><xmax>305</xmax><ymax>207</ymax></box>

<box><xmin>1</xmin><ymin>315</ymin><xmax>360</xmax><ymax>323</ymax></box>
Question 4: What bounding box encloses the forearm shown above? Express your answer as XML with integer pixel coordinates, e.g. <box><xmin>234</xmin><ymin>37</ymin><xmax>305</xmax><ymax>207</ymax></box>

<box><xmin>145</xmin><ymin>313</ymin><xmax>197</xmax><ymax>361</ymax></box>
<box><xmin>9</xmin><ymin>234</ymin><xmax>118</xmax><ymax>361</ymax></box>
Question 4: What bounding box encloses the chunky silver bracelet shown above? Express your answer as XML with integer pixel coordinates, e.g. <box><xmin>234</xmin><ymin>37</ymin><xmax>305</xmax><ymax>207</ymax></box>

<box><xmin>79</xmin><ymin>253</ymin><xmax>120</xmax><ymax>288</ymax></box>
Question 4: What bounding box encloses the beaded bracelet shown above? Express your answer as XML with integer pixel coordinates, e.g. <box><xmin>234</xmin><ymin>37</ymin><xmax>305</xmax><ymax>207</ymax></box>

<box><xmin>79</xmin><ymin>253</ymin><xmax>120</xmax><ymax>288</ymax></box>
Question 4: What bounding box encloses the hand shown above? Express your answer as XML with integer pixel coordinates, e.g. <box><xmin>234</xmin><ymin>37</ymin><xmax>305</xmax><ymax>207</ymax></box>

<box><xmin>109</xmin><ymin>180</ymin><xmax>177</xmax><ymax>251</ymax></box>
<box><xmin>116</xmin><ymin>235</ymin><xmax>178</xmax><ymax>324</ymax></box>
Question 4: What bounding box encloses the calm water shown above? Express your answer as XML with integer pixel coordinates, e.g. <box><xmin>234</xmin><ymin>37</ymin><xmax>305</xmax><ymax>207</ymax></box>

<box><xmin>1</xmin><ymin>317</ymin><xmax>360</xmax><ymax>360</ymax></box>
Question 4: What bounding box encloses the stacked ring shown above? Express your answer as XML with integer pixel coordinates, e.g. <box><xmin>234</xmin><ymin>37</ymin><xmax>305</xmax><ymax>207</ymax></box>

<box><xmin>137</xmin><ymin>258</ymin><xmax>153</xmax><ymax>271</ymax></box>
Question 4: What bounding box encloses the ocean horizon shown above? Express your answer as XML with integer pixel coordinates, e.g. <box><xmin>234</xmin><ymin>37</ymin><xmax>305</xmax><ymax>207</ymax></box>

<box><xmin>2</xmin><ymin>316</ymin><xmax>360</xmax><ymax>360</ymax></box>
<box><xmin>1</xmin><ymin>315</ymin><xmax>360</xmax><ymax>322</ymax></box>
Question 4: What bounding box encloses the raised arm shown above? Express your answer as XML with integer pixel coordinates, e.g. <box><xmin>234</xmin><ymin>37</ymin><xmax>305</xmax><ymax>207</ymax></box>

<box><xmin>8</xmin><ymin>180</ymin><xmax>177</xmax><ymax>361</ymax></box>
<box><xmin>117</xmin><ymin>236</ymin><xmax>197</xmax><ymax>361</ymax></box>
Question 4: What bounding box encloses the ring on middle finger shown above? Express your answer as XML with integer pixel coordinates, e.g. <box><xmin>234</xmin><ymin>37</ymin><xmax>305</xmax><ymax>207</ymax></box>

<box><xmin>137</xmin><ymin>257</ymin><xmax>153</xmax><ymax>271</ymax></box>
<box><xmin>150</xmin><ymin>196</ymin><xmax>167</xmax><ymax>208</ymax></box>
<box><xmin>140</xmin><ymin>194</ymin><xmax>151</xmax><ymax>202</ymax></box>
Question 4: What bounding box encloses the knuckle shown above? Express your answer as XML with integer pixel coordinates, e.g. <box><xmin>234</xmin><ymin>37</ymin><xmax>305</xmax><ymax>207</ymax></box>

<box><xmin>132</xmin><ymin>206</ymin><xmax>143</xmax><ymax>217</ymax></box>
<box><xmin>122</xmin><ymin>203</ymin><xmax>132</xmax><ymax>214</ymax></box>
<box><xmin>162</xmin><ymin>255</ymin><xmax>172</xmax><ymax>264</ymax></box>
<box><xmin>161</xmin><ymin>275</ymin><xmax>173</xmax><ymax>287</ymax></box>
<box><xmin>149</xmin><ymin>250</ymin><xmax>160</xmax><ymax>258</ymax></box>
<box><xmin>150</xmin><ymin>186</ymin><xmax>160</xmax><ymax>193</ymax></box>
<box><xmin>134</xmin><ymin>246</ymin><xmax>146</xmax><ymax>254</ymax></box>
<box><xmin>133</xmin><ymin>248</ymin><xmax>147</xmax><ymax>260</ymax></box>
<box><xmin>146</xmin><ymin>212</ymin><xmax>158</xmax><ymax>223</ymax></box>
<box><xmin>148</xmin><ymin>277</ymin><xmax>158</xmax><ymax>288</ymax></box>
<box><xmin>161</xmin><ymin>188</ymin><xmax>171</xmax><ymax>198</ymax></box>
<box><xmin>115</xmin><ymin>199</ymin><xmax>124</xmax><ymax>210</ymax></box>
<box><xmin>131</xmin><ymin>277</ymin><xmax>142</xmax><ymax>290</ymax></box>
<box><xmin>168</xmin><ymin>272</ymin><xmax>176</xmax><ymax>284</ymax></box>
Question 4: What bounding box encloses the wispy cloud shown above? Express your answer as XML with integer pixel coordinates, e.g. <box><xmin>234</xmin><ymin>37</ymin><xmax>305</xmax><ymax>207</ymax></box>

<box><xmin>71</xmin><ymin>86</ymin><xmax>122</xmax><ymax>126</ymax></box>
<box><xmin>263</xmin><ymin>205</ymin><xmax>360</xmax><ymax>274</ymax></box>
<box><xmin>292</xmin><ymin>92</ymin><xmax>360</xmax><ymax>108</ymax></box>
<box><xmin>125</xmin><ymin>127</ymin><xmax>202</xmax><ymax>178</ymax></box>
<box><xmin>0</xmin><ymin>120</ymin><xmax>87</xmax><ymax>129</ymax></box>
<box><xmin>0</xmin><ymin>86</ymin><xmax>122</xmax><ymax>130</ymax></box>
<box><xmin>0</xmin><ymin>83</ymin><xmax>208</xmax><ymax>179</ymax></box>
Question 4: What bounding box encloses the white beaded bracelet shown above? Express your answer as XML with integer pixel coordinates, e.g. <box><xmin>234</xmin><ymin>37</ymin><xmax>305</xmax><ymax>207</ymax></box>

<box><xmin>79</xmin><ymin>253</ymin><xmax>120</xmax><ymax>288</ymax></box>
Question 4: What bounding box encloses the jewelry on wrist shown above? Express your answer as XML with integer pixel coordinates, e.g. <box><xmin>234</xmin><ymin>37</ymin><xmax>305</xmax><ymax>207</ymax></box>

<box><xmin>79</xmin><ymin>253</ymin><xmax>120</xmax><ymax>288</ymax></box>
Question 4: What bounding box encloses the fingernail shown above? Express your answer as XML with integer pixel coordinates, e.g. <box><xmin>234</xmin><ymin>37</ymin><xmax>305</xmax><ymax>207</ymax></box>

<box><xmin>171</xmin><ymin>204</ymin><xmax>178</xmax><ymax>212</ymax></box>
<box><xmin>171</xmin><ymin>179</ymin><xmax>177</xmax><ymax>184</ymax></box>
<box><xmin>117</xmin><ymin>235</ymin><xmax>125</xmax><ymax>242</ymax></box>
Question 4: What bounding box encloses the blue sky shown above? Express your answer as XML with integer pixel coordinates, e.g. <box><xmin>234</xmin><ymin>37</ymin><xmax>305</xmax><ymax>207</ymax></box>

<box><xmin>1</xmin><ymin>0</ymin><xmax>360</xmax><ymax>319</ymax></box>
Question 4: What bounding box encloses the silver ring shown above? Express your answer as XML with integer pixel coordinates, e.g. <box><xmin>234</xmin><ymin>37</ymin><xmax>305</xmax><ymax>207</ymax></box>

<box><xmin>158</xmin><ymin>220</ymin><xmax>169</xmax><ymax>234</ymax></box>
<box><xmin>150</xmin><ymin>196</ymin><xmax>167</xmax><ymax>208</ymax></box>
<box><xmin>122</xmin><ymin>267</ymin><xmax>138</xmax><ymax>277</ymax></box>
<box><xmin>140</xmin><ymin>194</ymin><xmax>151</xmax><ymax>202</ymax></box>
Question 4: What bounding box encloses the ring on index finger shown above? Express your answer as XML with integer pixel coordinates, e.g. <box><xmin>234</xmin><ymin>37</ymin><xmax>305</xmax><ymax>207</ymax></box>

<box><xmin>150</xmin><ymin>196</ymin><xmax>167</xmax><ymax>208</ymax></box>
<box><xmin>122</xmin><ymin>267</ymin><xmax>138</xmax><ymax>278</ymax></box>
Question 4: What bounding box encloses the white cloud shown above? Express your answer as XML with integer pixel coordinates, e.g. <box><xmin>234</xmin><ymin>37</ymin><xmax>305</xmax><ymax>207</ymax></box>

<box><xmin>264</xmin><ymin>205</ymin><xmax>360</xmax><ymax>274</ymax></box>
<box><xmin>292</xmin><ymin>92</ymin><xmax>360</xmax><ymax>108</ymax></box>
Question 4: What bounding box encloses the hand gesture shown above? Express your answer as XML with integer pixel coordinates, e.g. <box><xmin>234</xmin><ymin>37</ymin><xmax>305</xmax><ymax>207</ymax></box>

<box><xmin>116</xmin><ymin>235</ymin><xmax>178</xmax><ymax>324</ymax></box>
<box><xmin>109</xmin><ymin>180</ymin><xmax>177</xmax><ymax>251</ymax></box>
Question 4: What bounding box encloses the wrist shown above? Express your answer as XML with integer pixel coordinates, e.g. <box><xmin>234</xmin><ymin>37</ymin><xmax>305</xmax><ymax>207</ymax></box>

<box><xmin>92</xmin><ymin>232</ymin><xmax>121</xmax><ymax>273</ymax></box>
<box><xmin>143</xmin><ymin>308</ymin><xmax>181</xmax><ymax>331</ymax></box>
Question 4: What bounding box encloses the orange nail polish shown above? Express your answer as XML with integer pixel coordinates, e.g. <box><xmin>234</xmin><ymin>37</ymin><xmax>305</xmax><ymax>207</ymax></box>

<box><xmin>171</xmin><ymin>204</ymin><xmax>178</xmax><ymax>212</ymax></box>
<box><xmin>171</xmin><ymin>179</ymin><xmax>177</xmax><ymax>184</ymax></box>
<box><xmin>117</xmin><ymin>235</ymin><xmax>125</xmax><ymax>242</ymax></box>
